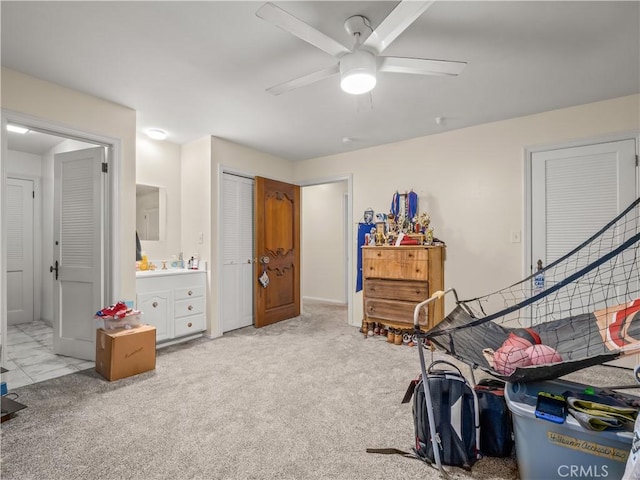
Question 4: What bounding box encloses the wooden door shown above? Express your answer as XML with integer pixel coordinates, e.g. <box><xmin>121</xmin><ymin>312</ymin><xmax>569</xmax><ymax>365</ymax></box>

<box><xmin>254</xmin><ymin>177</ymin><xmax>300</xmax><ymax>328</ymax></box>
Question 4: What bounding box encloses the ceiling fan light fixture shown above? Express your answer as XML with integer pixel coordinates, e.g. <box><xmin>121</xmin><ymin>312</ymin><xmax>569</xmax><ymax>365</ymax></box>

<box><xmin>340</xmin><ymin>50</ymin><xmax>377</xmax><ymax>95</ymax></box>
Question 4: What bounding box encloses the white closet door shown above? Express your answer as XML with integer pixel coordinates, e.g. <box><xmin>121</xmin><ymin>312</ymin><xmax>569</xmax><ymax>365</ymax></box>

<box><xmin>531</xmin><ymin>138</ymin><xmax>637</xmax><ymax>367</ymax></box>
<box><xmin>222</xmin><ymin>173</ymin><xmax>254</xmax><ymax>332</ymax></box>
<box><xmin>6</xmin><ymin>177</ymin><xmax>34</xmax><ymax>325</ymax></box>
<box><xmin>532</xmin><ymin>139</ymin><xmax>636</xmax><ymax>267</ymax></box>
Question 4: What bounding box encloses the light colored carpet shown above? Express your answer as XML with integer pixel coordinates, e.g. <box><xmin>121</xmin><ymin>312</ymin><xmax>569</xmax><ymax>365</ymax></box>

<box><xmin>1</xmin><ymin>300</ymin><xmax>637</xmax><ymax>480</ymax></box>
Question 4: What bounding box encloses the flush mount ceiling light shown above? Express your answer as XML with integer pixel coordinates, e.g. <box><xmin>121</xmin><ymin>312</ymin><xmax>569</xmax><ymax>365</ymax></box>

<box><xmin>7</xmin><ymin>124</ymin><xmax>29</xmax><ymax>134</ymax></box>
<box><xmin>146</xmin><ymin>129</ymin><xmax>167</xmax><ymax>140</ymax></box>
<box><xmin>340</xmin><ymin>50</ymin><xmax>377</xmax><ymax>95</ymax></box>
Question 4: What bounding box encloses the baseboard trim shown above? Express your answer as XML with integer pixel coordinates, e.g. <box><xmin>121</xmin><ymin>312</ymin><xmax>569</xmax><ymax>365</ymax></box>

<box><xmin>302</xmin><ymin>296</ymin><xmax>347</xmax><ymax>306</ymax></box>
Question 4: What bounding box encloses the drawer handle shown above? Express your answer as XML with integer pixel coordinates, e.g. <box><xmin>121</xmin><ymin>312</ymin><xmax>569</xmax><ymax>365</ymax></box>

<box><xmin>188</xmin><ymin>290</ymin><xmax>193</xmax><ymax>296</ymax></box>
<box><xmin>376</xmin><ymin>252</ymin><xmax>382</xmax><ymax>257</ymax></box>
<box><xmin>152</xmin><ymin>301</ymin><xmax>158</xmax><ymax>308</ymax></box>
<box><xmin>368</xmin><ymin>306</ymin><xmax>375</xmax><ymax>313</ymax></box>
<box><xmin>187</xmin><ymin>322</ymin><xmax>193</xmax><ymax>328</ymax></box>
<box><xmin>188</xmin><ymin>305</ymin><xmax>193</xmax><ymax>311</ymax></box>
<box><xmin>408</xmin><ymin>253</ymin><xmax>413</xmax><ymax>258</ymax></box>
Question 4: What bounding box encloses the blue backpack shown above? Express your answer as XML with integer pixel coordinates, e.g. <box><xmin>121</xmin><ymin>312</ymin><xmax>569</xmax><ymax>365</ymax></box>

<box><xmin>412</xmin><ymin>360</ymin><xmax>481</xmax><ymax>470</ymax></box>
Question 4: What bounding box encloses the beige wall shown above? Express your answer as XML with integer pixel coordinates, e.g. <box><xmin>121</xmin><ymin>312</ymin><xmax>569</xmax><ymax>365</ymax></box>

<box><xmin>294</xmin><ymin>94</ymin><xmax>640</xmax><ymax>324</ymax></box>
<box><xmin>2</xmin><ymin>67</ymin><xmax>138</xmax><ymax>302</ymax></box>
<box><xmin>3</xmin><ymin>66</ymin><xmax>637</xmax><ymax>337</ymax></box>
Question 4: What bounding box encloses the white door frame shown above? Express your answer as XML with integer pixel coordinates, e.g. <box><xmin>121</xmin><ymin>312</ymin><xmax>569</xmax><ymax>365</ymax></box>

<box><xmin>298</xmin><ymin>173</ymin><xmax>354</xmax><ymax>327</ymax></box>
<box><xmin>1</xmin><ymin>109</ymin><xmax>121</xmax><ymax>366</ymax></box>
<box><xmin>523</xmin><ymin>131</ymin><xmax>640</xmax><ymax>277</ymax></box>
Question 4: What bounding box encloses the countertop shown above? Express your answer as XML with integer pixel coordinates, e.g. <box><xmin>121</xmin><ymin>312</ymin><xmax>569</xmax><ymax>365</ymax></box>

<box><xmin>136</xmin><ymin>268</ymin><xmax>206</xmax><ymax>278</ymax></box>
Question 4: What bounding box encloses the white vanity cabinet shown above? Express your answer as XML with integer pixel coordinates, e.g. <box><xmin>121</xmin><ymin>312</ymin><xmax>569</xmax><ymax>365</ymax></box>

<box><xmin>137</xmin><ymin>289</ymin><xmax>171</xmax><ymax>342</ymax></box>
<box><xmin>136</xmin><ymin>270</ymin><xmax>206</xmax><ymax>345</ymax></box>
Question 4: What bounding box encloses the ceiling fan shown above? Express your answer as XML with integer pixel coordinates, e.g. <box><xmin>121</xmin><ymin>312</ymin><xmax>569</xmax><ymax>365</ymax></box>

<box><xmin>256</xmin><ymin>1</ymin><xmax>467</xmax><ymax>96</ymax></box>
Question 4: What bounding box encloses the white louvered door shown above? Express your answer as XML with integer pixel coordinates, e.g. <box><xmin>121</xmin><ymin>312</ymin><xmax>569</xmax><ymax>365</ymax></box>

<box><xmin>6</xmin><ymin>177</ymin><xmax>34</xmax><ymax>325</ymax></box>
<box><xmin>531</xmin><ymin>138</ymin><xmax>638</xmax><ymax>367</ymax></box>
<box><xmin>531</xmin><ymin>139</ymin><xmax>637</xmax><ymax>267</ymax></box>
<box><xmin>53</xmin><ymin>147</ymin><xmax>105</xmax><ymax>360</ymax></box>
<box><xmin>221</xmin><ymin>173</ymin><xmax>254</xmax><ymax>332</ymax></box>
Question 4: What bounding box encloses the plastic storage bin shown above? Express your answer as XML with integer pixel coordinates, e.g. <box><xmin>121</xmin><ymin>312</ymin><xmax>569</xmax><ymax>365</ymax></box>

<box><xmin>505</xmin><ymin>379</ymin><xmax>635</xmax><ymax>480</ymax></box>
<box><xmin>101</xmin><ymin>313</ymin><xmax>142</xmax><ymax>330</ymax></box>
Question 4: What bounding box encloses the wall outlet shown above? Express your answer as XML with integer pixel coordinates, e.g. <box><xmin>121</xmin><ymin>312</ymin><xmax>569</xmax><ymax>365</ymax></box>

<box><xmin>510</xmin><ymin>231</ymin><xmax>521</xmax><ymax>243</ymax></box>
<box><xmin>198</xmin><ymin>232</ymin><xmax>204</xmax><ymax>244</ymax></box>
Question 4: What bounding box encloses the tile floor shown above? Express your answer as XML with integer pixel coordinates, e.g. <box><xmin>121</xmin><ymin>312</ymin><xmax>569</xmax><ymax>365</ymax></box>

<box><xmin>2</xmin><ymin>320</ymin><xmax>94</xmax><ymax>390</ymax></box>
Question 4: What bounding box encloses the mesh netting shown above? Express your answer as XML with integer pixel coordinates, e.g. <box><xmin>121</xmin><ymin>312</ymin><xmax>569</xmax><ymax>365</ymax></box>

<box><xmin>426</xmin><ymin>197</ymin><xmax>640</xmax><ymax>382</ymax></box>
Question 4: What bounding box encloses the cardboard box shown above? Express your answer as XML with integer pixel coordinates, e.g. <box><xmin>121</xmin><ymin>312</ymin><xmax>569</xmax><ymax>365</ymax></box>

<box><xmin>96</xmin><ymin>325</ymin><xmax>156</xmax><ymax>381</ymax></box>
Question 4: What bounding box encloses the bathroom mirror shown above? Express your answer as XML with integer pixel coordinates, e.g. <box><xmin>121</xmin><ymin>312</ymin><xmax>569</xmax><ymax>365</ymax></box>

<box><xmin>136</xmin><ymin>184</ymin><xmax>166</xmax><ymax>241</ymax></box>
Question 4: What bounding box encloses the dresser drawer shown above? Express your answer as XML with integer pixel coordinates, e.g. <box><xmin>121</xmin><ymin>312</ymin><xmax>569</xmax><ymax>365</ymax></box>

<box><xmin>174</xmin><ymin>297</ymin><xmax>204</xmax><ymax>318</ymax></box>
<box><xmin>174</xmin><ymin>285</ymin><xmax>205</xmax><ymax>301</ymax></box>
<box><xmin>364</xmin><ymin>298</ymin><xmax>428</xmax><ymax>326</ymax></box>
<box><xmin>174</xmin><ymin>314</ymin><xmax>205</xmax><ymax>337</ymax></box>
<box><xmin>363</xmin><ymin>248</ymin><xmax>429</xmax><ymax>281</ymax></box>
<box><xmin>365</xmin><ymin>279</ymin><xmax>428</xmax><ymax>302</ymax></box>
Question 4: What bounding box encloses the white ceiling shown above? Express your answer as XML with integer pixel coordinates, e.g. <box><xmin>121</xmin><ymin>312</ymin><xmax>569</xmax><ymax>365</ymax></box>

<box><xmin>2</xmin><ymin>1</ymin><xmax>639</xmax><ymax>160</ymax></box>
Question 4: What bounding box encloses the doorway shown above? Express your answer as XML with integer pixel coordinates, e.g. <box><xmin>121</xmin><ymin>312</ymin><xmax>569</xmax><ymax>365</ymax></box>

<box><xmin>2</xmin><ymin>115</ymin><xmax>116</xmax><ymax>388</ymax></box>
<box><xmin>218</xmin><ymin>170</ymin><xmax>354</xmax><ymax>334</ymax></box>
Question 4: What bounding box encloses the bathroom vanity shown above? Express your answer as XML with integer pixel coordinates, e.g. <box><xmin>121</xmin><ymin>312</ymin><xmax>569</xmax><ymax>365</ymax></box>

<box><xmin>136</xmin><ymin>269</ymin><xmax>206</xmax><ymax>345</ymax></box>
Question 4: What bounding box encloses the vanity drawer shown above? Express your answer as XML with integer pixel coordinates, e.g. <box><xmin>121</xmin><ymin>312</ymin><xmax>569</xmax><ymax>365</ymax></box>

<box><xmin>174</xmin><ymin>314</ymin><xmax>205</xmax><ymax>337</ymax></box>
<box><xmin>174</xmin><ymin>285</ymin><xmax>205</xmax><ymax>301</ymax></box>
<box><xmin>174</xmin><ymin>297</ymin><xmax>204</xmax><ymax>318</ymax></box>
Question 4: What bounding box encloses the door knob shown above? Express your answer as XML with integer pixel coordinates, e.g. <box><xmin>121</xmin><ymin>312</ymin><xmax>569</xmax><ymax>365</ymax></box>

<box><xmin>49</xmin><ymin>260</ymin><xmax>59</xmax><ymax>280</ymax></box>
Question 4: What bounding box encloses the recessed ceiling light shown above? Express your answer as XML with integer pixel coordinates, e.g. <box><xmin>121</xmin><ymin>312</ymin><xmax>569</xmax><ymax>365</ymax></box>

<box><xmin>146</xmin><ymin>129</ymin><xmax>167</xmax><ymax>140</ymax></box>
<box><xmin>7</xmin><ymin>124</ymin><xmax>29</xmax><ymax>134</ymax></box>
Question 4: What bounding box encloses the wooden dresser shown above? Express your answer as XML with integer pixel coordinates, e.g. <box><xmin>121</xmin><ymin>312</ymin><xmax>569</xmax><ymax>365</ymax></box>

<box><xmin>362</xmin><ymin>245</ymin><xmax>445</xmax><ymax>332</ymax></box>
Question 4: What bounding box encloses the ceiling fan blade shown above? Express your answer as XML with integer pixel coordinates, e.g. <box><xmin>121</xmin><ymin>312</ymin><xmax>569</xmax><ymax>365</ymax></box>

<box><xmin>378</xmin><ymin>56</ymin><xmax>467</xmax><ymax>76</ymax></box>
<box><xmin>266</xmin><ymin>64</ymin><xmax>340</xmax><ymax>95</ymax></box>
<box><xmin>257</xmin><ymin>2</ymin><xmax>350</xmax><ymax>58</ymax></box>
<box><xmin>362</xmin><ymin>1</ymin><xmax>435</xmax><ymax>54</ymax></box>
